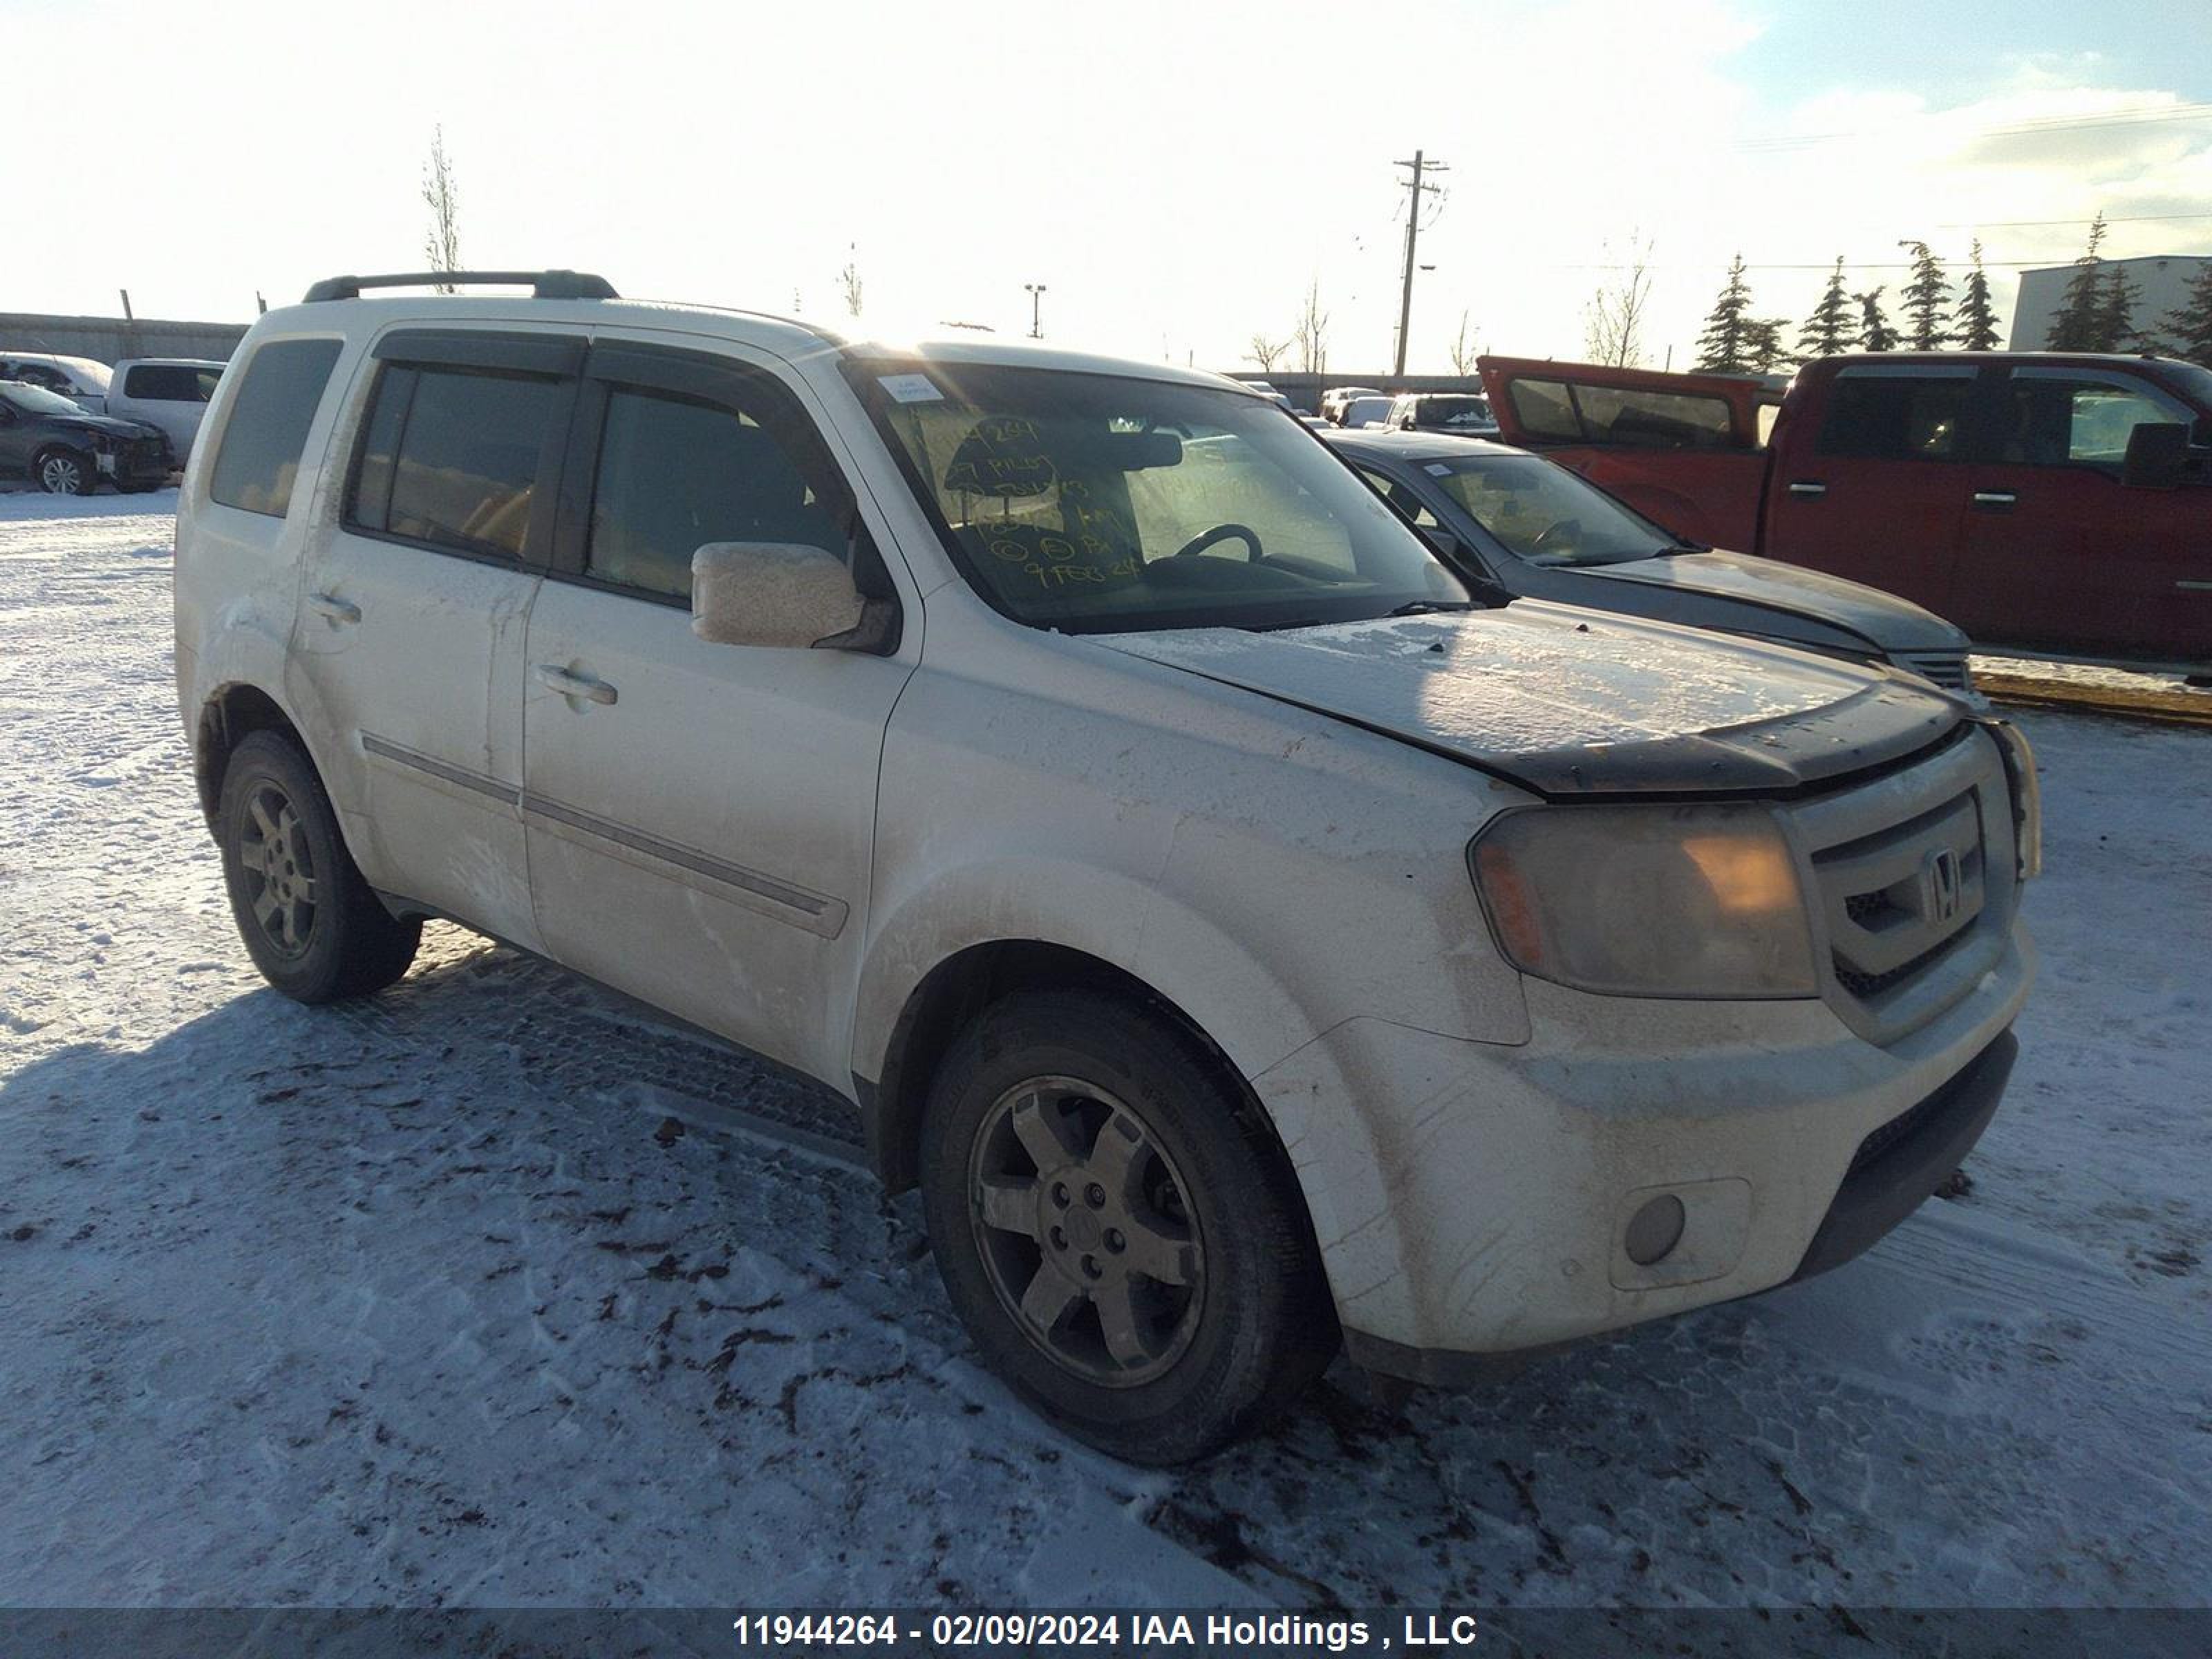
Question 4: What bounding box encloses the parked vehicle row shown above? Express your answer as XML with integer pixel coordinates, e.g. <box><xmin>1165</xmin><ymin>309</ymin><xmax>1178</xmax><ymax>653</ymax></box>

<box><xmin>176</xmin><ymin>270</ymin><xmax>2037</xmax><ymax>1463</ymax></box>
<box><xmin>0</xmin><ymin>350</ymin><xmax>229</xmax><ymax>483</ymax></box>
<box><xmin>1477</xmin><ymin>351</ymin><xmax>2212</xmax><ymax>673</ymax></box>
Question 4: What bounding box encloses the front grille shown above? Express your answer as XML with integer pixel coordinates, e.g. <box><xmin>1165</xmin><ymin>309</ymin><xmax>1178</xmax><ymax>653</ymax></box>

<box><xmin>1891</xmin><ymin>649</ymin><xmax>1972</xmax><ymax>693</ymax></box>
<box><xmin>1788</xmin><ymin>730</ymin><xmax>2017</xmax><ymax>1045</ymax></box>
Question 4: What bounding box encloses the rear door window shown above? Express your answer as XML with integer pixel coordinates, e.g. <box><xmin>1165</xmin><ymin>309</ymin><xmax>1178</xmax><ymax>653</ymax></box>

<box><xmin>208</xmin><ymin>338</ymin><xmax>344</xmax><ymax>517</ymax></box>
<box><xmin>348</xmin><ymin>366</ymin><xmax>565</xmax><ymax>559</ymax></box>
<box><xmin>1817</xmin><ymin>371</ymin><xmax>1977</xmax><ymax>462</ymax></box>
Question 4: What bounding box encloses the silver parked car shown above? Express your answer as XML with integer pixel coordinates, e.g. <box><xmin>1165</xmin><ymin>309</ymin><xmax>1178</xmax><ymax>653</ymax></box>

<box><xmin>1329</xmin><ymin>427</ymin><xmax>1978</xmax><ymax>693</ymax></box>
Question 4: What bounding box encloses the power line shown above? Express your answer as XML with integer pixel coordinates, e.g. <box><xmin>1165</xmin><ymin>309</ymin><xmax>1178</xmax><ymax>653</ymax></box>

<box><xmin>1938</xmin><ymin>210</ymin><xmax>2212</xmax><ymax>228</ymax></box>
<box><xmin>1732</xmin><ymin>99</ymin><xmax>2212</xmax><ymax>153</ymax></box>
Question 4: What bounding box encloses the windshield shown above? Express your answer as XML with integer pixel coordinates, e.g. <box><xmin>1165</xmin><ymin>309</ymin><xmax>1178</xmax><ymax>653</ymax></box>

<box><xmin>0</xmin><ymin>382</ymin><xmax>91</xmax><ymax>418</ymax></box>
<box><xmin>1430</xmin><ymin>454</ymin><xmax>1680</xmax><ymax>568</ymax></box>
<box><xmin>852</xmin><ymin>360</ymin><xmax>1470</xmax><ymax>633</ymax></box>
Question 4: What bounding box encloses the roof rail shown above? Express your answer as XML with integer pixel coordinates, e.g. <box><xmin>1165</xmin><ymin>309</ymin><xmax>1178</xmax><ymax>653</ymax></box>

<box><xmin>301</xmin><ymin>270</ymin><xmax>619</xmax><ymax>303</ymax></box>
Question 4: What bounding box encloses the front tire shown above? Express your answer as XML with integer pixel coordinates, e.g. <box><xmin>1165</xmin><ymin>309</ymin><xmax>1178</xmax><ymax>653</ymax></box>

<box><xmin>217</xmin><ymin>730</ymin><xmax>420</xmax><ymax>1002</ymax></box>
<box><xmin>920</xmin><ymin>989</ymin><xmax>1335</xmax><ymax>1463</ymax></box>
<box><xmin>35</xmin><ymin>447</ymin><xmax>95</xmax><ymax>495</ymax></box>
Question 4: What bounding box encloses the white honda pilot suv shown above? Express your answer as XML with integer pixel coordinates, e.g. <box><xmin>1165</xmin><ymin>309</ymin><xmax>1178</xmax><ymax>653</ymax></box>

<box><xmin>175</xmin><ymin>272</ymin><xmax>2039</xmax><ymax>1463</ymax></box>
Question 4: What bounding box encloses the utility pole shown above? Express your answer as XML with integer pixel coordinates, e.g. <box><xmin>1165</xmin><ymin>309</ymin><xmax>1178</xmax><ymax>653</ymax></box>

<box><xmin>1025</xmin><ymin>282</ymin><xmax>1048</xmax><ymax>339</ymax></box>
<box><xmin>1391</xmin><ymin>150</ymin><xmax>1447</xmax><ymax>376</ymax></box>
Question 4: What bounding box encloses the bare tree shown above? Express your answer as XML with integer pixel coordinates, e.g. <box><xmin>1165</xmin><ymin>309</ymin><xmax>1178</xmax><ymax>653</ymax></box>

<box><xmin>1293</xmin><ymin>278</ymin><xmax>1330</xmax><ymax>376</ymax></box>
<box><xmin>1447</xmin><ymin>310</ymin><xmax>1480</xmax><ymax>375</ymax></box>
<box><xmin>421</xmin><ymin>125</ymin><xmax>462</xmax><ymax>291</ymax></box>
<box><xmin>838</xmin><ymin>245</ymin><xmax>864</xmax><ymax>319</ymax></box>
<box><xmin>1582</xmin><ymin>234</ymin><xmax>1654</xmax><ymax>367</ymax></box>
<box><xmin>1246</xmin><ymin>334</ymin><xmax>1290</xmax><ymax>373</ymax></box>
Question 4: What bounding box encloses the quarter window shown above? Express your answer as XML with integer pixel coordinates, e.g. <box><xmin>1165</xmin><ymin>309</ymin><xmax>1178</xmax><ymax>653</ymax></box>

<box><xmin>585</xmin><ymin>386</ymin><xmax>850</xmax><ymax>601</ymax></box>
<box><xmin>348</xmin><ymin>365</ymin><xmax>563</xmax><ymax>559</ymax></box>
<box><xmin>209</xmin><ymin>338</ymin><xmax>343</xmax><ymax>518</ymax></box>
<box><xmin>1817</xmin><ymin>373</ymin><xmax>1974</xmax><ymax>461</ymax></box>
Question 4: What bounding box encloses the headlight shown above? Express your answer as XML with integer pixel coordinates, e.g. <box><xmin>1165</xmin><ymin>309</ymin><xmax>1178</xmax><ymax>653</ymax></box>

<box><xmin>1469</xmin><ymin>805</ymin><xmax>1817</xmax><ymax>998</ymax></box>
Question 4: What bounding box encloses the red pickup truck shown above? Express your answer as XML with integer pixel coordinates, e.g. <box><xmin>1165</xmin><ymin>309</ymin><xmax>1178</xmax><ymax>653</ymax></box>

<box><xmin>1476</xmin><ymin>351</ymin><xmax>2212</xmax><ymax>673</ymax></box>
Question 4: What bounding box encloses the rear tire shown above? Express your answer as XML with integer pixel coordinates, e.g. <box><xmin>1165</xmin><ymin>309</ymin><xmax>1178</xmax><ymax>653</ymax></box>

<box><xmin>919</xmin><ymin>988</ymin><xmax>1336</xmax><ymax>1464</ymax></box>
<box><xmin>217</xmin><ymin>730</ymin><xmax>420</xmax><ymax>1002</ymax></box>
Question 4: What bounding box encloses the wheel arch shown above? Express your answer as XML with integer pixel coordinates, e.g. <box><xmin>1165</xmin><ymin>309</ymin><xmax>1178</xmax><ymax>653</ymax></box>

<box><xmin>861</xmin><ymin>938</ymin><xmax>1271</xmax><ymax>1199</ymax></box>
<box><xmin>194</xmin><ymin>682</ymin><xmax>307</xmax><ymax>836</ymax></box>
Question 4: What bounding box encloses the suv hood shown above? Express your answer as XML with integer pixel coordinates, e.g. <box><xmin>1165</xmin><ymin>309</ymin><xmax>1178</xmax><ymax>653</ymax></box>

<box><xmin>1098</xmin><ymin>603</ymin><xmax>1964</xmax><ymax>798</ymax></box>
<box><xmin>1591</xmin><ymin>548</ymin><xmax>1965</xmax><ymax>652</ymax></box>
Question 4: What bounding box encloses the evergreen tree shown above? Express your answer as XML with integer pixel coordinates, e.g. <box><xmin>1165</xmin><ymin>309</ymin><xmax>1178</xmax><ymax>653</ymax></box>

<box><xmin>1899</xmin><ymin>241</ymin><xmax>1951</xmax><ymax>350</ymax></box>
<box><xmin>2155</xmin><ymin>261</ymin><xmax>2212</xmax><ymax>367</ymax></box>
<box><xmin>1952</xmin><ymin>238</ymin><xmax>2002</xmax><ymax>350</ymax></box>
<box><xmin>1798</xmin><ymin>257</ymin><xmax>1854</xmax><ymax>357</ymax></box>
<box><xmin>1694</xmin><ymin>254</ymin><xmax>1756</xmax><ymax>371</ymax></box>
<box><xmin>1743</xmin><ymin>317</ymin><xmax>1792</xmax><ymax>374</ymax></box>
<box><xmin>1854</xmin><ymin>287</ymin><xmax>1897</xmax><ymax>352</ymax></box>
<box><xmin>2044</xmin><ymin>212</ymin><xmax>2110</xmax><ymax>350</ymax></box>
<box><xmin>2093</xmin><ymin>263</ymin><xmax>2141</xmax><ymax>353</ymax></box>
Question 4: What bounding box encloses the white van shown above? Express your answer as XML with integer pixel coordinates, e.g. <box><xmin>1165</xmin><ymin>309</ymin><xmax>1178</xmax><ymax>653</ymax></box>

<box><xmin>174</xmin><ymin>270</ymin><xmax>2038</xmax><ymax>1462</ymax></box>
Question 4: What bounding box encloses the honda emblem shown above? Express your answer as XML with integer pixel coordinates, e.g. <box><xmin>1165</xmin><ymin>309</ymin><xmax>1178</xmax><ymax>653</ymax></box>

<box><xmin>1923</xmin><ymin>847</ymin><xmax>1964</xmax><ymax>925</ymax></box>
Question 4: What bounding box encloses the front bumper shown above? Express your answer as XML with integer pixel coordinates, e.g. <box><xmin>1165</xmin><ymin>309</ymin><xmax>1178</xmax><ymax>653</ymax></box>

<box><xmin>1252</xmin><ymin>921</ymin><xmax>2033</xmax><ymax>1382</ymax></box>
<box><xmin>94</xmin><ymin>438</ymin><xmax>171</xmax><ymax>484</ymax></box>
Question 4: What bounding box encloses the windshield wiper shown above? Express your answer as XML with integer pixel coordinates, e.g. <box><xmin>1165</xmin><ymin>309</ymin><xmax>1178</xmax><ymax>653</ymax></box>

<box><xmin>1652</xmin><ymin>543</ymin><xmax>1710</xmax><ymax>557</ymax></box>
<box><xmin>1385</xmin><ymin>600</ymin><xmax>1479</xmax><ymax>616</ymax></box>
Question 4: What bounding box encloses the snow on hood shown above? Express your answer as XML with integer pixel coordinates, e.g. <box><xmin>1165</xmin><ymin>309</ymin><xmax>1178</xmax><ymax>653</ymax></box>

<box><xmin>1097</xmin><ymin>604</ymin><xmax>1965</xmax><ymax>797</ymax></box>
<box><xmin>1591</xmin><ymin>548</ymin><xmax>1966</xmax><ymax>653</ymax></box>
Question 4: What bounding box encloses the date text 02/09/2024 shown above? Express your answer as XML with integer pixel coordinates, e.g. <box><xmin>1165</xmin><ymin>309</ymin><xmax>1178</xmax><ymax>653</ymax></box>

<box><xmin>728</xmin><ymin>1611</ymin><xmax>1483</xmax><ymax>1651</ymax></box>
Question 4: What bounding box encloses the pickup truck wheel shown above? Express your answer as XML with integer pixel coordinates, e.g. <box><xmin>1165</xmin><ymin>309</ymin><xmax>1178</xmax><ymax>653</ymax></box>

<box><xmin>35</xmin><ymin>447</ymin><xmax>95</xmax><ymax>495</ymax></box>
<box><xmin>920</xmin><ymin>989</ymin><xmax>1335</xmax><ymax>1463</ymax></box>
<box><xmin>217</xmin><ymin>730</ymin><xmax>421</xmax><ymax>1003</ymax></box>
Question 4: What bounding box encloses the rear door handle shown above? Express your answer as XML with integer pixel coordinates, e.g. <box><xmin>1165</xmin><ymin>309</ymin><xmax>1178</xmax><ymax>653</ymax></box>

<box><xmin>535</xmin><ymin>664</ymin><xmax>618</xmax><ymax>706</ymax></box>
<box><xmin>306</xmin><ymin>592</ymin><xmax>361</xmax><ymax>626</ymax></box>
<box><xmin>1787</xmin><ymin>480</ymin><xmax>1826</xmax><ymax>496</ymax></box>
<box><xmin>1971</xmin><ymin>490</ymin><xmax>2018</xmax><ymax>509</ymax></box>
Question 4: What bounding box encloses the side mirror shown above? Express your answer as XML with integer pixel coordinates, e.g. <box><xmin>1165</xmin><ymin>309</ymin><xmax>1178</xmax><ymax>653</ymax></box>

<box><xmin>692</xmin><ymin>541</ymin><xmax>886</xmax><ymax>650</ymax></box>
<box><xmin>2123</xmin><ymin>422</ymin><xmax>2188</xmax><ymax>490</ymax></box>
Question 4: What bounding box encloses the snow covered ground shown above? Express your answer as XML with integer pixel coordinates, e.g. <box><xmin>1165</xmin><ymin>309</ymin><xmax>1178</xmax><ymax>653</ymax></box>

<box><xmin>2</xmin><ymin>491</ymin><xmax>2208</xmax><ymax>1636</ymax></box>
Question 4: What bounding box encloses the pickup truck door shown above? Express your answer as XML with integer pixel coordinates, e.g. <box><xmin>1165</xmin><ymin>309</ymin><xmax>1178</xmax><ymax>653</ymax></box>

<box><xmin>518</xmin><ymin>339</ymin><xmax>915</xmax><ymax>1087</ymax></box>
<box><xmin>290</xmin><ymin>327</ymin><xmax>579</xmax><ymax>953</ymax></box>
<box><xmin>1947</xmin><ymin>365</ymin><xmax>2212</xmax><ymax>660</ymax></box>
<box><xmin>1476</xmin><ymin>355</ymin><xmax>1769</xmax><ymax>550</ymax></box>
<box><xmin>1759</xmin><ymin>362</ymin><xmax>1985</xmax><ymax>616</ymax></box>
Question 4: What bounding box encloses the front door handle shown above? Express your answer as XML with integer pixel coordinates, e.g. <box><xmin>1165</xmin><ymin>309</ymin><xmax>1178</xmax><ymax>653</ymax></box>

<box><xmin>306</xmin><ymin>591</ymin><xmax>361</xmax><ymax>626</ymax></box>
<box><xmin>1971</xmin><ymin>490</ymin><xmax>2018</xmax><ymax>509</ymax></box>
<box><xmin>1786</xmin><ymin>480</ymin><xmax>1826</xmax><ymax>496</ymax></box>
<box><xmin>535</xmin><ymin>664</ymin><xmax>618</xmax><ymax>706</ymax></box>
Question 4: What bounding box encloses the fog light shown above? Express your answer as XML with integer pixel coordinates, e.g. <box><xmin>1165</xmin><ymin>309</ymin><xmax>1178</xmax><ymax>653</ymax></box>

<box><xmin>1624</xmin><ymin>1194</ymin><xmax>1687</xmax><ymax>1266</ymax></box>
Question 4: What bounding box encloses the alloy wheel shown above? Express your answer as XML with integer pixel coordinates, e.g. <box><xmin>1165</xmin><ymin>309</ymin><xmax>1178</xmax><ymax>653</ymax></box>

<box><xmin>39</xmin><ymin>453</ymin><xmax>88</xmax><ymax>494</ymax></box>
<box><xmin>236</xmin><ymin>782</ymin><xmax>319</xmax><ymax>957</ymax></box>
<box><xmin>967</xmin><ymin>1076</ymin><xmax>1205</xmax><ymax>1387</ymax></box>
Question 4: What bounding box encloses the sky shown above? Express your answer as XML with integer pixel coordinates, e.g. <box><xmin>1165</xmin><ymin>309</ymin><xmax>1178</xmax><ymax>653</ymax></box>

<box><xmin>8</xmin><ymin>0</ymin><xmax>2211</xmax><ymax>373</ymax></box>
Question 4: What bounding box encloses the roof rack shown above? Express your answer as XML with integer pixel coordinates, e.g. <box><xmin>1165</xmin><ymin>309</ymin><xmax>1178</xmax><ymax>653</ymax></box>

<box><xmin>302</xmin><ymin>270</ymin><xmax>619</xmax><ymax>303</ymax></box>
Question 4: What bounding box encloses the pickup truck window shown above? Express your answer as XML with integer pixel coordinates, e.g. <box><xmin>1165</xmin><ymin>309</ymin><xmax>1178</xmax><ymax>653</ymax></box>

<box><xmin>1506</xmin><ymin>377</ymin><xmax>1732</xmax><ymax>450</ymax></box>
<box><xmin>1999</xmin><ymin>369</ymin><xmax>2194</xmax><ymax>469</ymax></box>
<box><xmin>124</xmin><ymin>364</ymin><xmax>221</xmax><ymax>402</ymax></box>
<box><xmin>1817</xmin><ymin>370</ymin><xmax>1975</xmax><ymax>462</ymax></box>
<box><xmin>853</xmin><ymin>361</ymin><xmax>1466</xmax><ymax>634</ymax></box>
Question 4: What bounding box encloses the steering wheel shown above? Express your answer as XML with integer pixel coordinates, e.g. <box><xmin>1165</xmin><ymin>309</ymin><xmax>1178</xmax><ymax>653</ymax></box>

<box><xmin>1172</xmin><ymin>523</ymin><xmax>1262</xmax><ymax>561</ymax></box>
<box><xmin>1526</xmin><ymin>518</ymin><xmax>1582</xmax><ymax>557</ymax></box>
